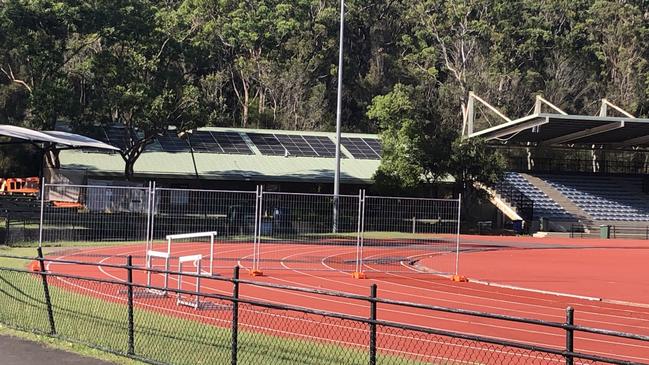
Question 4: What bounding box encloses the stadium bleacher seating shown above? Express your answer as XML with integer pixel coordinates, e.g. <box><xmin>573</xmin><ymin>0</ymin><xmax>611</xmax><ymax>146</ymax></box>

<box><xmin>502</xmin><ymin>172</ymin><xmax>574</xmax><ymax>221</ymax></box>
<box><xmin>539</xmin><ymin>175</ymin><xmax>649</xmax><ymax>222</ymax></box>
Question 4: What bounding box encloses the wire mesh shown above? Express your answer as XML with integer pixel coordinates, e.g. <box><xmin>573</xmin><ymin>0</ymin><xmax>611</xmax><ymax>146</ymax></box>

<box><xmin>362</xmin><ymin>196</ymin><xmax>460</xmax><ymax>275</ymax></box>
<box><xmin>153</xmin><ymin>188</ymin><xmax>257</xmax><ymax>272</ymax></box>
<box><xmin>0</xmin><ymin>268</ymin><xmax>51</xmax><ymax>334</ymax></box>
<box><xmin>132</xmin><ymin>288</ymin><xmax>233</xmax><ymax>365</ymax></box>
<box><xmin>41</xmin><ymin>184</ymin><xmax>149</xmax><ymax>245</ymax></box>
<box><xmin>238</xmin><ymin>303</ymin><xmax>370</xmax><ymax>364</ymax></box>
<box><xmin>376</xmin><ymin>324</ymin><xmax>566</xmax><ymax>365</ymax></box>
<box><xmin>256</xmin><ymin>192</ymin><xmax>360</xmax><ymax>272</ymax></box>
<box><xmin>47</xmin><ymin>276</ymin><xmax>130</xmax><ymax>354</ymax></box>
<box><xmin>0</xmin><ymin>254</ymin><xmax>647</xmax><ymax>365</ymax></box>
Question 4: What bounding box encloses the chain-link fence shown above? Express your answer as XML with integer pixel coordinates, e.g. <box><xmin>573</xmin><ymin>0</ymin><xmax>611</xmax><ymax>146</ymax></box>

<box><xmin>0</xmin><ymin>253</ymin><xmax>647</xmax><ymax>365</ymax></box>
<box><xmin>39</xmin><ymin>183</ymin><xmax>461</xmax><ymax>276</ymax></box>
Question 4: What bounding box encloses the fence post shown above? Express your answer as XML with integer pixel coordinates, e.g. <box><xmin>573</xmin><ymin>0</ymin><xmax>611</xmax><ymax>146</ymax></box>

<box><xmin>455</xmin><ymin>194</ymin><xmax>462</xmax><ymax>276</ymax></box>
<box><xmin>37</xmin><ymin>247</ymin><xmax>56</xmax><ymax>335</ymax></box>
<box><xmin>127</xmin><ymin>255</ymin><xmax>135</xmax><ymax>355</ymax></box>
<box><xmin>231</xmin><ymin>266</ymin><xmax>240</xmax><ymax>365</ymax></box>
<box><xmin>565</xmin><ymin>307</ymin><xmax>574</xmax><ymax>365</ymax></box>
<box><xmin>38</xmin><ymin>178</ymin><xmax>45</xmax><ymax>248</ymax></box>
<box><xmin>369</xmin><ymin>284</ymin><xmax>377</xmax><ymax>365</ymax></box>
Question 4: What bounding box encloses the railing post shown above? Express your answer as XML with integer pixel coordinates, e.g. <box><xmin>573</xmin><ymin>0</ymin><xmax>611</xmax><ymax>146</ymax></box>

<box><xmin>231</xmin><ymin>266</ymin><xmax>240</xmax><ymax>365</ymax></box>
<box><xmin>37</xmin><ymin>247</ymin><xmax>56</xmax><ymax>335</ymax></box>
<box><xmin>369</xmin><ymin>284</ymin><xmax>377</xmax><ymax>365</ymax></box>
<box><xmin>565</xmin><ymin>306</ymin><xmax>574</xmax><ymax>365</ymax></box>
<box><xmin>127</xmin><ymin>255</ymin><xmax>135</xmax><ymax>355</ymax></box>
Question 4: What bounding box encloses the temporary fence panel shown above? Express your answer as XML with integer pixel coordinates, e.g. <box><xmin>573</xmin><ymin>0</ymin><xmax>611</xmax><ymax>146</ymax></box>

<box><xmin>254</xmin><ymin>191</ymin><xmax>361</xmax><ymax>272</ymax></box>
<box><xmin>360</xmin><ymin>194</ymin><xmax>461</xmax><ymax>275</ymax></box>
<box><xmin>39</xmin><ymin>182</ymin><xmax>461</xmax><ymax>277</ymax></box>
<box><xmin>152</xmin><ymin>188</ymin><xmax>257</xmax><ymax>273</ymax></box>
<box><xmin>40</xmin><ymin>183</ymin><xmax>150</xmax><ymax>246</ymax></box>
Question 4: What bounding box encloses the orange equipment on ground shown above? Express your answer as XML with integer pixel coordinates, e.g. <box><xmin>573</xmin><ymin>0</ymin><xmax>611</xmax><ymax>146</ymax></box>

<box><xmin>0</xmin><ymin>177</ymin><xmax>40</xmax><ymax>196</ymax></box>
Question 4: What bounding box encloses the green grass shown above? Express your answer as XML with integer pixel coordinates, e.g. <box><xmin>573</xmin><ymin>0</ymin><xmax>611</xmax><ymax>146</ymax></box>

<box><xmin>0</xmin><ymin>245</ymin><xmax>439</xmax><ymax>365</ymax></box>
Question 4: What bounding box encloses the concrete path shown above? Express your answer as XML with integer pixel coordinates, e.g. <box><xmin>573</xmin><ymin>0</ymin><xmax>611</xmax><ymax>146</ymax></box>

<box><xmin>0</xmin><ymin>334</ymin><xmax>113</xmax><ymax>365</ymax></box>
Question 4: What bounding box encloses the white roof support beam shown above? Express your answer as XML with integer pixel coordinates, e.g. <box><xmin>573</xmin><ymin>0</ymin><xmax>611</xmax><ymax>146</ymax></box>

<box><xmin>542</xmin><ymin>121</ymin><xmax>625</xmax><ymax>145</ymax></box>
<box><xmin>470</xmin><ymin>115</ymin><xmax>548</xmax><ymax>140</ymax></box>
<box><xmin>534</xmin><ymin>95</ymin><xmax>568</xmax><ymax>115</ymax></box>
<box><xmin>599</xmin><ymin>99</ymin><xmax>635</xmax><ymax>118</ymax></box>
<box><xmin>463</xmin><ymin>91</ymin><xmax>512</xmax><ymax>137</ymax></box>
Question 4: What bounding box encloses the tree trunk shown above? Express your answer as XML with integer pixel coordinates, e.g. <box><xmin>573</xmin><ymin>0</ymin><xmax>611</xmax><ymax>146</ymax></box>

<box><xmin>124</xmin><ymin>159</ymin><xmax>135</xmax><ymax>180</ymax></box>
<box><xmin>241</xmin><ymin>72</ymin><xmax>249</xmax><ymax>128</ymax></box>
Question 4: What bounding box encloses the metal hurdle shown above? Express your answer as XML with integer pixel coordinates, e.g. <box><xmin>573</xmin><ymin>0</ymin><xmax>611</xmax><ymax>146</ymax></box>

<box><xmin>146</xmin><ymin>250</ymin><xmax>170</xmax><ymax>295</ymax></box>
<box><xmin>176</xmin><ymin>254</ymin><xmax>203</xmax><ymax>309</ymax></box>
<box><xmin>165</xmin><ymin>231</ymin><xmax>217</xmax><ymax>276</ymax></box>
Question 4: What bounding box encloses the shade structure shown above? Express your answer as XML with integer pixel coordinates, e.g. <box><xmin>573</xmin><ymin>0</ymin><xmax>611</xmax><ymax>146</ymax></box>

<box><xmin>0</xmin><ymin>125</ymin><xmax>120</xmax><ymax>151</ymax></box>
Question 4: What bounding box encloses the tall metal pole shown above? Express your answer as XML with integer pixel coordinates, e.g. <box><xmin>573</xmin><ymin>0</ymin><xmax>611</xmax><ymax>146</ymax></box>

<box><xmin>333</xmin><ymin>0</ymin><xmax>345</xmax><ymax>233</ymax></box>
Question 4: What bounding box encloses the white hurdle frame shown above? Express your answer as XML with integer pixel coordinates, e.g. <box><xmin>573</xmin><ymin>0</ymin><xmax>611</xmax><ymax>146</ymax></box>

<box><xmin>166</xmin><ymin>231</ymin><xmax>218</xmax><ymax>276</ymax></box>
<box><xmin>177</xmin><ymin>254</ymin><xmax>202</xmax><ymax>309</ymax></box>
<box><xmin>146</xmin><ymin>250</ymin><xmax>170</xmax><ymax>294</ymax></box>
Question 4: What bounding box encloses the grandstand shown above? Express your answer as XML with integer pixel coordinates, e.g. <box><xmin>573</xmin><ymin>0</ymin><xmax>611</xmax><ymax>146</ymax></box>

<box><xmin>466</xmin><ymin>93</ymin><xmax>649</xmax><ymax>236</ymax></box>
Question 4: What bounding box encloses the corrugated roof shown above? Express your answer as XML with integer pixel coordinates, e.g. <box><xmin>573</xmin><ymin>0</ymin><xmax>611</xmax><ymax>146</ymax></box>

<box><xmin>58</xmin><ymin>127</ymin><xmax>381</xmax><ymax>184</ymax></box>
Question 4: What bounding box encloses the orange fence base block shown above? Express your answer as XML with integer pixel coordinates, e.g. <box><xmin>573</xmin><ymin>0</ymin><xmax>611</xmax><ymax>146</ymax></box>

<box><xmin>352</xmin><ymin>272</ymin><xmax>367</xmax><ymax>279</ymax></box>
<box><xmin>249</xmin><ymin>269</ymin><xmax>264</xmax><ymax>277</ymax></box>
<box><xmin>451</xmin><ymin>275</ymin><xmax>468</xmax><ymax>282</ymax></box>
<box><xmin>30</xmin><ymin>261</ymin><xmax>41</xmax><ymax>272</ymax></box>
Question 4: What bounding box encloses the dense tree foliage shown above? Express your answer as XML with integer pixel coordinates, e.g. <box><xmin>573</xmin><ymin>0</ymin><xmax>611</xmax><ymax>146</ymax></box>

<box><xmin>2</xmin><ymin>0</ymin><xmax>649</xmax><ymax>185</ymax></box>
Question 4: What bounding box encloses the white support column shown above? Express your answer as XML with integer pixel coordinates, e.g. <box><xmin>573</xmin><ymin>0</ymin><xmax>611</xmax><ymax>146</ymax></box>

<box><xmin>599</xmin><ymin>99</ymin><xmax>635</xmax><ymax>118</ymax></box>
<box><xmin>534</xmin><ymin>95</ymin><xmax>568</xmax><ymax>115</ymax></box>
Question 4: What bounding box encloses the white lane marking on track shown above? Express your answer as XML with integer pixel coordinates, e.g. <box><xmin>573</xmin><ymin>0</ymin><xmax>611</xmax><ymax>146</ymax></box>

<box><xmin>314</xmin><ymin>248</ymin><xmax>649</xmax><ymax>357</ymax></box>
<box><xmin>379</xmin><ymin>250</ymin><xmax>649</xmax><ymax>329</ymax></box>
<box><xmin>340</xmin><ymin>248</ymin><xmax>649</xmax><ymax>326</ymax></box>
<box><xmin>48</xmin><ymin>243</ymin><xmax>649</xmax><ymax>361</ymax></box>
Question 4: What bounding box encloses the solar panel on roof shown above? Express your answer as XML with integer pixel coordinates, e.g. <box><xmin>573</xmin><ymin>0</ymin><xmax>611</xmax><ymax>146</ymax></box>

<box><xmin>363</xmin><ymin>138</ymin><xmax>382</xmax><ymax>157</ymax></box>
<box><xmin>274</xmin><ymin>134</ymin><xmax>318</xmax><ymax>157</ymax></box>
<box><xmin>211</xmin><ymin>131</ymin><xmax>253</xmax><ymax>155</ymax></box>
<box><xmin>80</xmin><ymin>126</ymin><xmax>111</xmax><ymax>153</ymax></box>
<box><xmin>189</xmin><ymin>131</ymin><xmax>222</xmax><ymax>152</ymax></box>
<box><xmin>248</xmin><ymin>133</ymin><xmax>286</xmax><ymax>156</ymax></box>
<box><xmin>303</xmin><ymin>135</ymin><xmax>337</xmax><ymax>158</ymax></box>
<box><xmin>341</xmin><ymin>137</ymin><xmax>380</xmax><ymax>159</ymax></box>
<box><xmin>157</xmin><ymin>133</ymin><xmax>190</xmax><ymax>152</ymax></box>
<box><xmin>106</xmin><ymin>127</ymin><xmax>130</xmax><ymax>150</ymax></box>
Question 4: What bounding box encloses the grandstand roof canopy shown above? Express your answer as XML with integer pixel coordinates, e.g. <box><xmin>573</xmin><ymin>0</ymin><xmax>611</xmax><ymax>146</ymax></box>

<box><xmin>464</xmin><ymin>94</ymin><xmax>649</xmax><ymax>149</ymax></box>
<box><xmin>0</xmin><ymin>125</ymin><xmax>120</xmax><ymax>151</ymax></box>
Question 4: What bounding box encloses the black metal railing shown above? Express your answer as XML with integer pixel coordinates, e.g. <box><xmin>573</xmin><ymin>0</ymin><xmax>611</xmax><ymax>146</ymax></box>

<box><xmin>494</xmin><ymin>179</ymin><xmax>535</xmax><ymax>223</ymax></box>
<box><xmin>570</xmin><ymin>224</ymin><xmax>649</xmax><ymax>240</ymax></box>
<box><xmin>0</xmin><ymin>251</ymin><xmax>647</xmax><ymax>365</ymax></box>
<box><xmin>507</xmin><ymin>156</ymin><xmax>649</xmax><ymax>175</ymax></box>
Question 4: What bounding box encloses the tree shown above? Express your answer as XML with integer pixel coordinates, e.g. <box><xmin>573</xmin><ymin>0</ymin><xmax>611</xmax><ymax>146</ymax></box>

<box><xmin>69</xmin><ymin>0</ymin><xmax>209</xmax><ymax>177</ymax></box>
<box><xmin>368</xmin><ymin>84</ymin><xmax>456</xmax><ymax>194</ymax></box>
<box><xmin>0</xmin><ymin>1</ymin><xmax>80</xmax><ymax>129</ymax></box>
<box><xmin>448</xmin><ymin>137</ymin><xmax>504</xmax><ymax>194</ymax></box>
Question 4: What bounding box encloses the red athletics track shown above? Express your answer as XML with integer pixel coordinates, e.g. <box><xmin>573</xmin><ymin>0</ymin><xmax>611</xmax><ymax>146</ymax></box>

<box><xmin>44</xmin><ymin>236</ymin><xmax>649</xmax><ymax>364</ymax></box>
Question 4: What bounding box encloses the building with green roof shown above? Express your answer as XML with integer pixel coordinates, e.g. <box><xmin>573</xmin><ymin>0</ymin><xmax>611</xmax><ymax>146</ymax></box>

<box><xmin>50</xmin><ymin>127</ymin><xmax>382</xmax><ymax>193</ymax></box>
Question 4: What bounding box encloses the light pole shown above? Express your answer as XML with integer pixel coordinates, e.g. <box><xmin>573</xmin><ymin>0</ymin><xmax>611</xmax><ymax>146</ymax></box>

<box><xmin>333</xmin><ymin>0</ymin><xmax>344</xmax><ymax>233</ymax></box>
